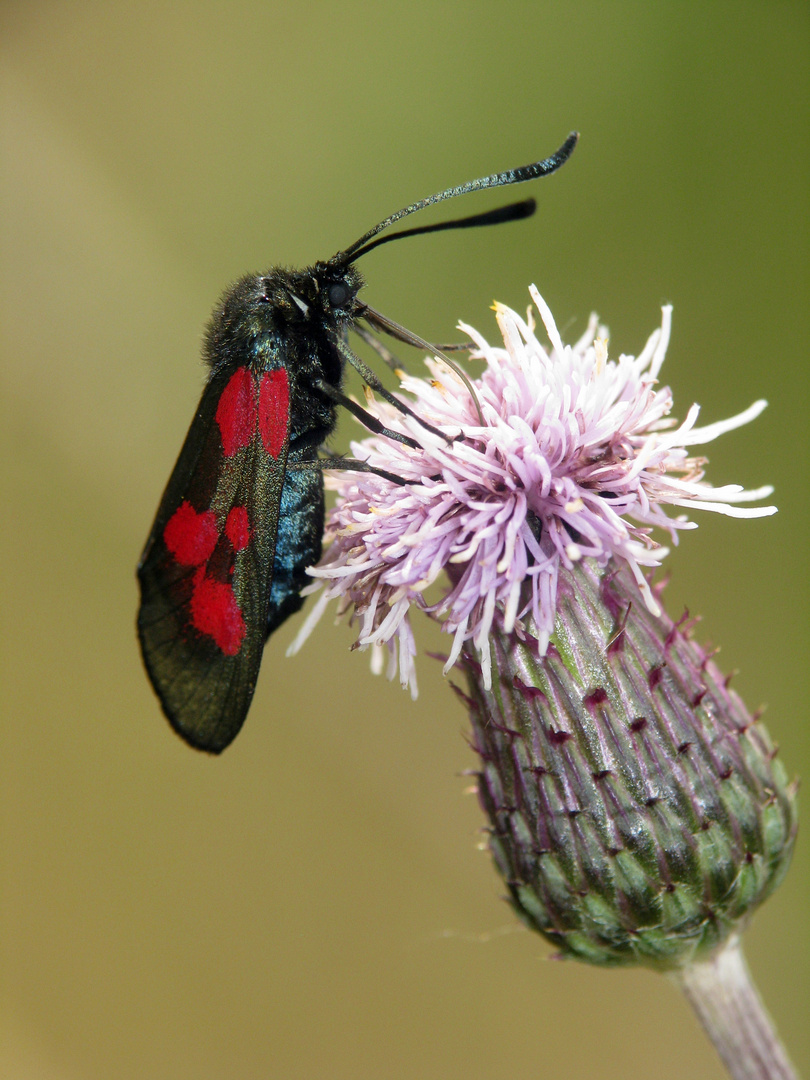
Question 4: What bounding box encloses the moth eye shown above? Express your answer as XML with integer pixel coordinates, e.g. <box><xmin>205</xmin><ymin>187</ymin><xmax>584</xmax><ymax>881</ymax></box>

<box><xmin>327</xmin><ymin>282</ymin><xmax>351</xmax><ymax>308</ymax></box>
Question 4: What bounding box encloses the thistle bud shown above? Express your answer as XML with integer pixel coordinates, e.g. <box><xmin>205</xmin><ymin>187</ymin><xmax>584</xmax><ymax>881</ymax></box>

<box><xmin>462</xmin><ymin>558</ymin><xmax>796</xmax><ymax>969</ymax></box>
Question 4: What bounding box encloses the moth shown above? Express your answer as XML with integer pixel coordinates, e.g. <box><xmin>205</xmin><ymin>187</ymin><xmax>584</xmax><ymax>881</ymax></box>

<box><xmin>137</xmin><ymin>133</ymin><xmax>578</xmax><ymax>752</ymax></box>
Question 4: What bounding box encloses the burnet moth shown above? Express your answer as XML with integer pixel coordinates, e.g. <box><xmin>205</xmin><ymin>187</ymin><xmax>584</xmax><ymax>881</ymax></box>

<box><xmin>137</xmin><ymin>132</ymin><xmax>578</xmax><ymax>753</ymax></box>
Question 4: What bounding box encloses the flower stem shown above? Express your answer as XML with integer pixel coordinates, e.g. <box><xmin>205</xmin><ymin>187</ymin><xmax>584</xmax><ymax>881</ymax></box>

<box><xmin>674</xmin><ymin>938</ymin><xmax>797</xmax><ymax>1080</ymax></box>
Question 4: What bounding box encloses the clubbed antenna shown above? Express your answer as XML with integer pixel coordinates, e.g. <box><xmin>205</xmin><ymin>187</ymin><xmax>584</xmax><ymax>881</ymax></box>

<box><xmin>338</xmin><ymin>132</ymin><xmax>579</xmax><ymax>263</ymax></box>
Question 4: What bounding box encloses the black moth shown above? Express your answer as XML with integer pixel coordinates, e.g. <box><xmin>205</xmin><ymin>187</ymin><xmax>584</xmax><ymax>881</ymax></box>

<box><xmin>137</xmin><ymin>133</ymin><xmax>578</xmax><ymax>753</ymax></box>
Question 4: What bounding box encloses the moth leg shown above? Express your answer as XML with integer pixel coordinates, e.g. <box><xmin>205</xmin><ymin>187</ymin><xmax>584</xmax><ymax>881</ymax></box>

<box><xmin>361</xmin><ymin>310</ymin><xmax>469</xmax><ymax>354</ymax></box>
<box><xmin>333</xmin><ymin>337</ymin><xmax>452</xmax><ymax>441</ymax></box>
<box><xmin>313</xmin><ymin>377</ymin><xmax>421</xmax><ymax>449</ymax></box>
<box><xmin>421</xmin><ymin>340</ymin><xmax>471</xmax><ymax>352</ymax></box>
<box><xmin>351</xmin><ymin>322</ymin><xmax>408</xmax><ymax>374</ymax></box>
<box><xmin>358</xmin><ymin>305</ymin><xmax>483</xmax><ymax>426</ymax></box>
<box><xmin>285</xmin><ymin>455</ymin><xmax>408</xmax><ymax>487</ymax></box>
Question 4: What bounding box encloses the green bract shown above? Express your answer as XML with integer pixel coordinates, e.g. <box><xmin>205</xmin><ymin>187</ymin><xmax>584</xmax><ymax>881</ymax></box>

<box><xmin>463</xmin><ymin>560</ymin><xmax>797</xmax><ymax>970</ymax></box>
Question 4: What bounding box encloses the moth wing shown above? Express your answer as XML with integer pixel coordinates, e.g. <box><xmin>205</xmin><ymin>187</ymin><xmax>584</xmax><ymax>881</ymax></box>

<box><xmin>137</xmin><ymin>365</ymin><xmax>291</xmax><ymax>753</ymax></box>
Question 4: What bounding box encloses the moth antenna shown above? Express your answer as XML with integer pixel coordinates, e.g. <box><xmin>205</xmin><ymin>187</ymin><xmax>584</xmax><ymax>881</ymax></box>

<box><xmin>346</xmin><ymin>198</ymin><xmax>536</xmax><ymax>261</ymax></box>
<box><xmin>338</xmin><ymin>132</ymin><xmax>578</xmax><ymax>263</ymax></box>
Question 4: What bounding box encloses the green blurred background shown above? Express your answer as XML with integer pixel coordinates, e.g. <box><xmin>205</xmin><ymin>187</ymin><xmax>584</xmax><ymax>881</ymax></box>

<box><xmin>2</xmin><ymin>3</ymin><xmax>807</xmax><ymax>1078</ymax></box>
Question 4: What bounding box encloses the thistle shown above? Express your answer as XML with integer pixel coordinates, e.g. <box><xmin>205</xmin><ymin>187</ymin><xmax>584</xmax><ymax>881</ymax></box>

<box><xmin>292</xmin><ymin>289</ymin><xmax>798</xmax><ymax>1079</ymax></box>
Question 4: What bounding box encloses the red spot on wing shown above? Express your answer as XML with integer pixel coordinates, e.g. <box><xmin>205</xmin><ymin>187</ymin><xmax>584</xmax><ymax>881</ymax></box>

<box><xmin>190</xmin><ymin>568</ymin><xmax>246</xmax><ymax>655</ymax></box>
<box><xmin>225</xmin><ymin>505</ymin><xmax>251</xmax><ymax>551</ymax></box>
<box><xmin>164</xmin><ymin>502</ymin><xmax>218</xmax><ymax>565</ymax></box>
<box><xmin>258</xmin><ymin>369</ymin><xmax>289</xmax><ymax>458</ymax></box>
<box><xmin>216</xmin><ymin>367</ymin><xmax>257</xmax><ymax>456</ymax></box>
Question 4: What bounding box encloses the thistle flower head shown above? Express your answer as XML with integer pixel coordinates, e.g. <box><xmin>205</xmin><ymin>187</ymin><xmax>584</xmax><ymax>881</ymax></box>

<box><xmin>289</xmin><ymin>286</ymin><xmax>794</xmax><ymax>971</ymax></box>
<box><xmin>290</xmin><ymin>288</ymin><xmax>775</xmax><ymax>693</ymax></box>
